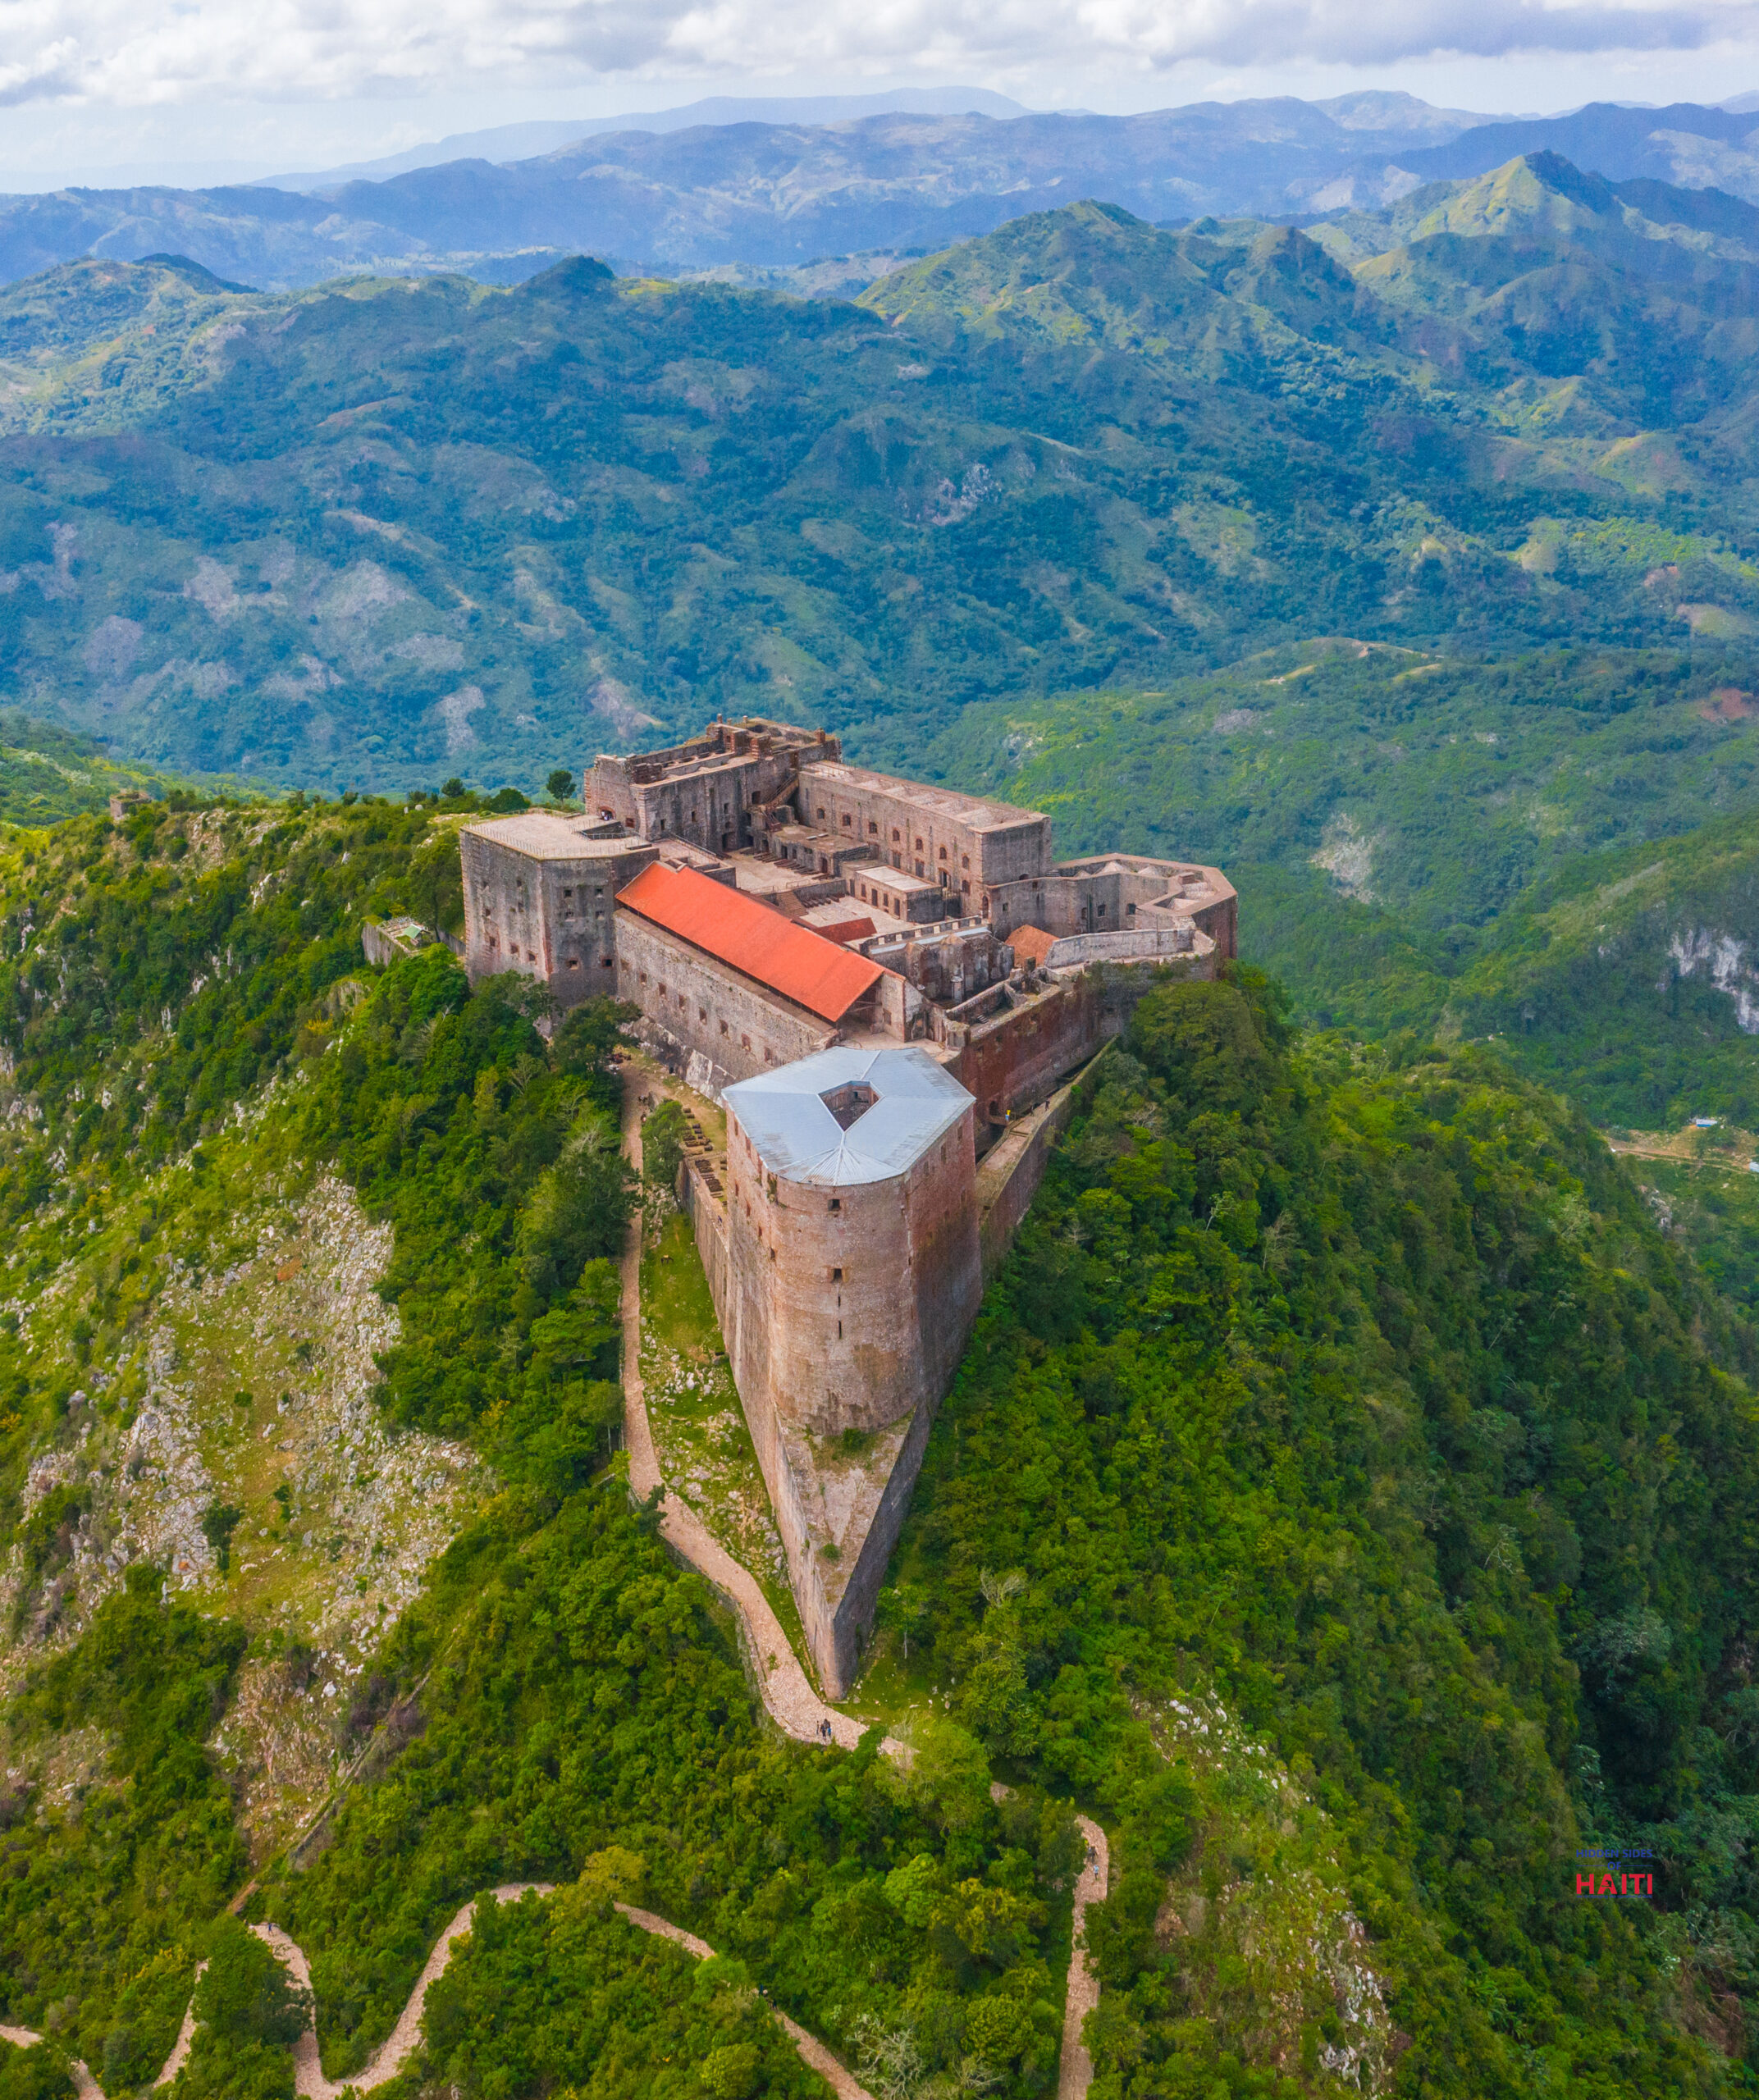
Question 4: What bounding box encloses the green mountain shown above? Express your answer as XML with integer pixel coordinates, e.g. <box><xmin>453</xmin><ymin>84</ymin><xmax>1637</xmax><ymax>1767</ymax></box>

<box><xmin>925</xmin><ymin>629</ymin><xmax>1759</xmax><ymax>1129</ymax></box>
<box><xmin>3</xmin><ymin>803</ymin><xmax>1759</xmax><ymax>2093</ymax></box>
<box><xmin>0</xmin><ymin>710</ymin><xmax>176</xmax><ymax>825</ymax></box>
<box><xmin>2</xmin><ymin>158</ymin><xmax>1759</xmax><ymax>797</ymax></box>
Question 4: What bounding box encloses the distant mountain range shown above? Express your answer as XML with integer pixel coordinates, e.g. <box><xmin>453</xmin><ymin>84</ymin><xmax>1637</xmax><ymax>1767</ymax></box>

<box><xmin>258</xmin><ymin>89</ymin><xmax>1035</xmax><ymax>190</ymax></box>
<box><xmin>2</xmin><ymin>148</ymin><xmax>1757</xmax><ymax>796</ymax></box>
<box><xmin>3</xmin><ymin>94</ymin><xmax>1757</xmax><ymax>293</ymax></box>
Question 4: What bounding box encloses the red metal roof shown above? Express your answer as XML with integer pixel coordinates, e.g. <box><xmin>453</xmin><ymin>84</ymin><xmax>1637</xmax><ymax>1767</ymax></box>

<box><xmin>809</xmin><ymin>916</ymin><xmax>878</xmax><ymax>948</ymax></box>
<box><xmin>617</xmin><ymin>862</ymin><xmax>884</xmax><ymax>1024</ymax></box>
<box><xmin>1011</xmin><ymin>924</ymin><xmax>1058</xmax><ymax>966</ymax></box>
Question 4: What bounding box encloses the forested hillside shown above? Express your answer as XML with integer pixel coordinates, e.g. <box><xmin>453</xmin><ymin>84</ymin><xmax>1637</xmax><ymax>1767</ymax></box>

<box><xmin>1</xmin><ymin>797</ymin><xmax>1758</xmax><ymax>2093</ymax></box>
<box><xmin>2</xmin><ymin>155</ymin><xmax>1757</xmax><ymax>798</ymax></box>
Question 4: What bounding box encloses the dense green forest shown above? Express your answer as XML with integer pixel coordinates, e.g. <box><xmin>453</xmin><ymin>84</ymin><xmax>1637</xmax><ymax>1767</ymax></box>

<box><xmin>888</xmin><ymin>977</ymin><xmax>1759</xmax><ymax>2095</ymax></box>
<box><xmin>2</xmin><ymin>153</ymin><xmax>1758</xmax><ymax>793</ymax></box>
<box><xmin>4</xmin><ymin>101</ymin><xmax>1759</xmax><ymax>2100</ymax></box>
<box><xmin>1</xmin><ymin>785</ymin><xmax>1758</xmax><ymax>2093</ymax></box>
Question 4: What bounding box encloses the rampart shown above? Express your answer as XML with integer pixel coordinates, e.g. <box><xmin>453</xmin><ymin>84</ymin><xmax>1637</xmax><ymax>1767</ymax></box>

<box><xmin>460</xmin><ymin>816</ymin><xmax>655</xmax><ymax>1012</ymax></box>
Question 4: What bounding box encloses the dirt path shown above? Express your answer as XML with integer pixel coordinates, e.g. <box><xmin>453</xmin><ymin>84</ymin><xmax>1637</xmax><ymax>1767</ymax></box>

<box><xmin>620</xmin><ymin>1083</ymin><xmax>876</xmax><ymax>1752</ymax></box>
<box><xmin>1</xmin><ymin>1887</ymin><xmax>873</xmax><ymax>2099</ymax></box>
<box><xmin>0</xmin><ymin>1078</ymin><xmax>1103</xmax><ymax>2100</ymax></box>
<box><xmin>1059</xmin><ymin>1817</ymin><xmax>1109</xmax><ymax>2100</ymax></box>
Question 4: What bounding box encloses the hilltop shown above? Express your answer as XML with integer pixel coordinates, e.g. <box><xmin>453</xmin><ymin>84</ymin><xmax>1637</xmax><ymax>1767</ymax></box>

<box><xmin>2</xmin><ymin>797</ymin><xmax>1758</xmax><ymax>2092</ymax></box>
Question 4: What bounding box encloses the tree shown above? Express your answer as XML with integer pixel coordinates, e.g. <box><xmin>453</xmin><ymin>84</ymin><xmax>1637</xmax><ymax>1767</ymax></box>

<box><xmin>642</xmin><ymin>1099</ymin><xmax>691</xmax><ymax>1204</ymax></box>
<box><xmin>546</xmin><ymin>769</ymin><xmax>577</xmax><ymax>805</ymax></box>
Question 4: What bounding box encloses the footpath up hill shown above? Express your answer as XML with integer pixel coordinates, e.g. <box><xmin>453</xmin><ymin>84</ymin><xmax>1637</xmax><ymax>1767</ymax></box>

<box><xmin>0</xmin><ymin>791</ymin><xmax>1757</xmax><ymax>2090</ymax></box>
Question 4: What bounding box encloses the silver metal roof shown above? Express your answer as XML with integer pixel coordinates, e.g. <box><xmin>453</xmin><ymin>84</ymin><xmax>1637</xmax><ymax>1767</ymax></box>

<box><xmin>724</xmin><ymin>1044</ymin><xmax>974</xmax><ymax>1188</ymax></box>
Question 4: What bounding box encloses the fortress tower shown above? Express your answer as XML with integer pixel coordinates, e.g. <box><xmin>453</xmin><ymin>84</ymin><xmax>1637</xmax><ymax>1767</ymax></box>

<box><xmin>715</xmin><ymin>1046</ymin><xmax>982</xmax><ymax>1691</ymax></box>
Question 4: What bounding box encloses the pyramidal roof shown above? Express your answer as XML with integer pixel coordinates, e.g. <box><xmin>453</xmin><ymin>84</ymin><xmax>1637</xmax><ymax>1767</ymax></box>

<box><xmin>724</xmin><ymin>1045</ymin><xmax>973</xmax><ymax>1187</ymax></box>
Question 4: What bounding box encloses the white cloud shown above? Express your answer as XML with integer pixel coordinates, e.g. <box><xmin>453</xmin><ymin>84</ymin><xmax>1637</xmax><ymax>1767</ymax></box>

<box><xmin>7</xmin><ymin>0</ymin><xmax>1758</xmax><ymax>108</ymax></box>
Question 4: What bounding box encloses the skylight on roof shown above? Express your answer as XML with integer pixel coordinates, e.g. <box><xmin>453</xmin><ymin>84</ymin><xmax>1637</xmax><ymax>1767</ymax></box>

<box><xmin>820</xmin><ymin>1080</ymin><xmax>880</xmax><ymax>1132</ymax></box>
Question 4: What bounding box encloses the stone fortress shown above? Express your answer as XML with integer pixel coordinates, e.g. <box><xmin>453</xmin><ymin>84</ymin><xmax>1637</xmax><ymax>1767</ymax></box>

<box><xmin>458</xmin><ymin>718</ymin><xmax>1235</xmax><ymax>1691</ymax></box>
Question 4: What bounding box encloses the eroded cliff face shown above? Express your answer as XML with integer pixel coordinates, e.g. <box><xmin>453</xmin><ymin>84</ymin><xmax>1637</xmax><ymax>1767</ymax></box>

<box><xmin>2</xmin><ymin>1112</ymin><xmax>489</xmax><ymax>1857</ymax></box>
<box><xmin>1668</xmin><ymin>926</ymin><xmax>1759</xmax><ymax>1034</ymax></box>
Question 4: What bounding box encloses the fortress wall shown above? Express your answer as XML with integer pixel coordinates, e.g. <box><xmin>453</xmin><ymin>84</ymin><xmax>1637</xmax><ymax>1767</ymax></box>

<box><xmin>681</xmin><ymin>1157</ymin><xmax>729</xmax><ymax>1331</ymax></box>
<box><xmin>716</xmin><ymin>1077</ymin><xmax>982</xmax><ymax>1691</ymax></box>
<box><xmin>975</xmin><ymin>1055</ymin><xmax>1108</xmax><ymax>1286</ymax></box>
<box><xmin>986</xmin><ymin>870</ymin><xmax>1120</xmax><ymax>940</ymax></box>
<box><xmin>722</xmin><ymin>1099</ymin><xmax>980</xmax><ymax>1441</ymax></box>
<box><xmin>796</xmin><ymin>763</ymin><xmax>1052</xmax><ymax>906</ymax></box>
<box><xmin>612</xmin><ymin>915</ymin><xmax>835</xmax><ymax>1084</ymax></box>
<box><xmin>716</xmin><ymin>1149</ymin><xmax>828</xmax><ymax>1663</ymax></box>
<box><xmin>764</xmin><ymin>1170</ymin><xmax>920</xmax><ymax>1436</ymax></box>
<box><xmin>906</xmin><ymin>1107</ymin><xmax>984</xmax><ymax>1404</ymax></box>
<box><xmin>952</xmin><ymin>952</ymin><xmax>1218</xmax><ymax>1130</ymax></box>
<box><xmin>985</xmin><ymin>860</ymin><xmax>1237</xmax><ymax>956</ymax></box>
<box><xmin>826</xmin><ymin>1396</ymin><xmax>937</xmax><ymax>1691</ymax></box>
<box><xmin>953</xmin><ymin>976</ymin><xmax>1103</xmax><ymax>1127</ymax></box>
<box><xmin>1190</xmin><ymin>889</ymin><xmax>1236</xmax><ymax>958</ymax></box>
<box><xmin>461</xmin><ymin>831</ymin><xmax>653</xmax><ymax>1011</ymax></box>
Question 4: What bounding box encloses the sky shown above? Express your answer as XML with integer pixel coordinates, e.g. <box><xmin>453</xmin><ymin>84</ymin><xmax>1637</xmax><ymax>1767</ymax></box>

<box><xmin>2</xmin><ymin>0</ymin><xmax>1758</xmax><ymax>186</ymax></box>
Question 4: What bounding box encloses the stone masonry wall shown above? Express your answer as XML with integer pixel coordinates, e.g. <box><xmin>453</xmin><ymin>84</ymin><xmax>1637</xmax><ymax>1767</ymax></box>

<box><xmin>612</xmin><ymin>913</ymin><xmax>836</xmax><ymax>1084</ymax></box>
<box><xmin>721</xmin><ymin>1099</ymin><xmax>979</xmax><ymax>1440</ymax></box>
<box><xmin>461</xmin><ymin>829</ymin><xmax>655</xmax><ymax>1012</ymax></box>
<box><xmin>951</xmin><ymin>952</ymin><xmax>1216</xmax><ymax>1132</ymax></box>
<box><xmin>796</xmin><ymin>761</ymin><xmax>1052</xmax><ymax>913</ymax></box>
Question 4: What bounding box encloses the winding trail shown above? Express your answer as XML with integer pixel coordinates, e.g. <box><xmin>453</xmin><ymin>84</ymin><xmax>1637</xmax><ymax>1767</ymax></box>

<box><xmin>0</xmin><ymin>1079</ymin><xmax>1107</xmax><ymax>2100</ymax></box>
<box><xmin>1</xmin><ymin>1888</ymin><xmax>874</xmax><ymax>2100</ymax></box>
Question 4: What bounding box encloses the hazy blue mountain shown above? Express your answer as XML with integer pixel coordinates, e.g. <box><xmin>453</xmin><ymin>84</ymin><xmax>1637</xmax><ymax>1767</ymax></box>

<box><xmin>1399</xmin><ymin>98</ymin><xmax>1759</xmax><ymax>200</ymax></box>
<box><xmin>0</xmin><ymin>97</ymin><xmax>1505</xmax><ymax>292</ymax></box>
<box><xmin>259</xmin><ymin>89</ymin><xmax>1032</xmax><ymax>192</ymax></box>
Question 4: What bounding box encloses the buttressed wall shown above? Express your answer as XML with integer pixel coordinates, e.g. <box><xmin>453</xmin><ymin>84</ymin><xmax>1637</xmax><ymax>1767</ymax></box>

<box><xmin>716</xmin><ymin>1046</ymin><xmax>982</xmax><ymax>1691</ymax></box>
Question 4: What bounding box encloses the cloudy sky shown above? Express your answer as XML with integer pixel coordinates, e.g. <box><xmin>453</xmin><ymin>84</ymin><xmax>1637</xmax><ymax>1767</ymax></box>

<box><xmin>3</xmin><ymin>0</ymin><xmax>1757</xmax><ymax>185</ymax></box>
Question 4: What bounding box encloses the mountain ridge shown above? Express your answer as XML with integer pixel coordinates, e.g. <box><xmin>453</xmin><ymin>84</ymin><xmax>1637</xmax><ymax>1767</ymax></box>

<box><xmin>7</xmin><ymin>94</ymin><xmax>1758</xmax><ymax>294</ymax></box>
<box><xmin>4</xmin><ymin>159</ymin><xmax>1759</xmax><ymax>792</ymax></box>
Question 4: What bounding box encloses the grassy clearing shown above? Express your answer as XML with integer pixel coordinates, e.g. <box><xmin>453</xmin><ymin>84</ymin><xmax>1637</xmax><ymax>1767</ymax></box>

<box><xmin>0</xmin><ymin>1086</ymin><xmax>491</xmax><ymax>1855</ymax></box>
